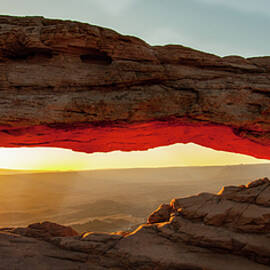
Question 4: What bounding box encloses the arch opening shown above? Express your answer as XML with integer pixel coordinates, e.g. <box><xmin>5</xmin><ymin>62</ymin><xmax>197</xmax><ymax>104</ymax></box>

<box><xmin>0</xmin><ymin>143</ymin><xmax>270</xmax><ymax>172</ymax></box>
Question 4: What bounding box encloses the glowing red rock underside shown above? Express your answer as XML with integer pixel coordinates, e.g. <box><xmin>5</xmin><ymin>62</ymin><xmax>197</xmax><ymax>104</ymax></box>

<box><xmin>1</xmin><ymin>121</ymin><xmax>269</xmax><ymax>160</ymax></box>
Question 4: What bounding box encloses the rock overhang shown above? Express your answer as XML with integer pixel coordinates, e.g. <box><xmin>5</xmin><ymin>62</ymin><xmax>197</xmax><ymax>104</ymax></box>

<box><xmin>0</xmin><ymin>15</ymin><xmax>269</xmax><ymax>158</ymax></box>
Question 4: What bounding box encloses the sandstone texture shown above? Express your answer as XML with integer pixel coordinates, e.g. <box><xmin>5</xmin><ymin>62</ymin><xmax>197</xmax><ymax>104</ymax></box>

<box><xmin>9</xmin><ymin>221</ymin><xmax>78</xmax><ymax>240</ymax></box>
<box><xmin>1</xmin><ymin>178</ymin><xmax>270</xmax><ymax>269</ymax></box>
<box><xmin>0</xmin><ymin>15</ymin><xmax>269</xmax><ymax>158</ymax></box>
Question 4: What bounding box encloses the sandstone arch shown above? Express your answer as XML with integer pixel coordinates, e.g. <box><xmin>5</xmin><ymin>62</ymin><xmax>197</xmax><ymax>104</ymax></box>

<box><xmin>0</xmin><ymin>15</ymin><xmax>269</xmax><ymax>158</ymax></box>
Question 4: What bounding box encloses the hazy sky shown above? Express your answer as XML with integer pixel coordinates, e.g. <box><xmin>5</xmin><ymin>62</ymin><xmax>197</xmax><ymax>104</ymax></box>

<box><xmin>1</xmin><ymin>1</ymin><xmax>270</xmax><ymax>170</ymax></box>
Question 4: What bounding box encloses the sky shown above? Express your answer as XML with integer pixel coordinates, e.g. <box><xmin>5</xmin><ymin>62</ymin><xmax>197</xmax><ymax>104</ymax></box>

<box><xmin>1</xmin><ymin>0</ymin><xmax>270</xmax><ymax>170</ymax></box>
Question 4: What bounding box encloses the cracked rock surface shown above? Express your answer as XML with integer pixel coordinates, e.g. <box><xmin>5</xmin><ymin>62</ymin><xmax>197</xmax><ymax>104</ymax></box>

<box><xmin>0</xmin><ymin>15</ymin><xmax>269</xmax><ymax>158</ymax></box>
<box><xmin>1</xmin><ymin>178</ymin><xmax>270</xmax><ymax>269</ymax></box>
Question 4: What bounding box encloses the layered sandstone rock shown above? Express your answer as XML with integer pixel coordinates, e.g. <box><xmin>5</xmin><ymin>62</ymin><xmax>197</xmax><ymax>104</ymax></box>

<box><xmin>9</xmin><ymin>221</ymin><xmax>78</xmax><ymax>240</ymax></box>
<box><xmin>0</xmin><ymin>15</ymin><xmax>269</xmax><ymax>158</ymax></box>
<box><xmin>1</xmin><ymin>178</ymin><xmax>270</xmax><ymax>269</ymax></box>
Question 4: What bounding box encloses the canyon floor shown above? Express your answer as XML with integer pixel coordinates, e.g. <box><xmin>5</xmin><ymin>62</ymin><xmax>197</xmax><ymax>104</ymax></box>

<box><xmin>0</xmin><ymin>164</ymin><xmax>270</xmax><ymax>269</ymax></box>
<box><xmin>0</xmin><ymin>170</ymin><xmax>270</xmax><ymax>269</ymax></box>
<box><xmin>0</xmin><ymin>164</ymin><xmax>270</xmax><ymax>233</ymax></box>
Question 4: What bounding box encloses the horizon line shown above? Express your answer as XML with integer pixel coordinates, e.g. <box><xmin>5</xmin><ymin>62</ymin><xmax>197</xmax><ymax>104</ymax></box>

<box><xmin>0</xmin><ymin>162</ymin><xmax>269</xmax><ymax>175</ymax></box>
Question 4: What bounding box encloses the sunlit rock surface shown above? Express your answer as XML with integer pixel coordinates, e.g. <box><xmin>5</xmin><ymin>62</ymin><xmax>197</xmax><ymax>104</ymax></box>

<box><xmin>0</xmin><ymin>15</ymin><xmax>269</xmax><ymax>158</ymax></box>
<box><xmin>1</xmin><ymin>178</ymin><xmax>270</xmax><ymax>269</ymax></box>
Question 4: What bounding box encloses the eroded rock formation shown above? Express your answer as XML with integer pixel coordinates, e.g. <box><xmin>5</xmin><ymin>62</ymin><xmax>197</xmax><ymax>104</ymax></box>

<box><xmin>1</xmin><ymin>178</ymin><xmax>270</xmax><ymax>269</ymax></box>
<box><xmin>0</xmin><ymin>15</ymin><xmax>269</xmax><ymax>158</ymax></box>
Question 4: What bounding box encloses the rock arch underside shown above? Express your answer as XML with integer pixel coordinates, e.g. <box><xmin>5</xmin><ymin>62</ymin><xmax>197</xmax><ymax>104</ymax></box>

<box><xmin>1</xmin><ymin>15</ymin><xmax>270</xmax><ymax>270</ymax></box>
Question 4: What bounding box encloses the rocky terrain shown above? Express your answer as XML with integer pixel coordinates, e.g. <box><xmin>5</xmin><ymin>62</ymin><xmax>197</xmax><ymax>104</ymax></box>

<box><xmin>1</xmin><ymin>164</ymin><xmax>270</xmax><ymax>231</ymax></box>
<box><xmin>0</xmin><ymin>15</ymin><xmax>269</xmax><ymax>159</ymax></box>
<box><xmin>1</xmin><ymin>178</ymin><xmax>270</xmax><ymax>269</ymax></box>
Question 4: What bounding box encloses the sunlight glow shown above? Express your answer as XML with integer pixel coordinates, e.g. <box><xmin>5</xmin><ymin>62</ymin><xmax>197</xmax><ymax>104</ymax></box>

<box><xmin>0</xmin><ymin>143</ymin><xmax>269</xmax><ymax>171</ymax></box>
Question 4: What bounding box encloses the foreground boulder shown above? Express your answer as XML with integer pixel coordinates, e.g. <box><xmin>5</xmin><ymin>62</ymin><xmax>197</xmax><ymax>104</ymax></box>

<box><xmin>1</xmin><ymin>178</ymin><xmax>270</xmax><ymax>269</ymax></box>
<box><xmin>8</xmin><ymin>221</ymin><xmax>78</xmax><ymax>240</ymax></box>
<box><xmin>0</xmin><ymin>15</ymin><xmax>269</xmax><ymax>159</ymax></box>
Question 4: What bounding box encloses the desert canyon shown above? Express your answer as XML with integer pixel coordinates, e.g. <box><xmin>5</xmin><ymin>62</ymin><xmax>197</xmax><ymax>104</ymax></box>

<box><xmin>0</xmin><ymin>15</ymin><xmax>270</xmax><ymax>269</ymax></box>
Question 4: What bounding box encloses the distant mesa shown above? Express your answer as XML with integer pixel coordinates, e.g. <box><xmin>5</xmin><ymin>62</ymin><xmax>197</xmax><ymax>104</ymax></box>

<box><xmin>0</xmin><ymin>15</ymin><xmax>269</xmax><ymax>159</ymax></box>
